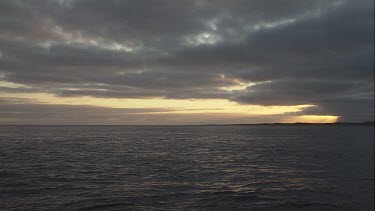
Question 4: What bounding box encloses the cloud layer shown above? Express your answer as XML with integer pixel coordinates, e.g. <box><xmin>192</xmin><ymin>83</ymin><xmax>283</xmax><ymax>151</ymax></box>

<box><xmin>0</xmin><ymin>0</ymin><xmax>373</xmax><ymax>123</ymax></box>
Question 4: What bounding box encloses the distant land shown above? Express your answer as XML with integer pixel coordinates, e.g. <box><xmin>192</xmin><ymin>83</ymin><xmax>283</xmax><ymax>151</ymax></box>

<box><xmin>205</xmin><ymin>121</ymin><xmax>375</xmax><ymax>126</ymax></box>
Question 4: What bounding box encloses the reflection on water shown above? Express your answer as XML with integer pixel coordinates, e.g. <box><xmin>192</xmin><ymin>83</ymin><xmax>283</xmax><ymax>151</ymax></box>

<box><xmin>0</xmin><ymin>125</ymin><xmax>373</xmax><ymax>210</ymax></box>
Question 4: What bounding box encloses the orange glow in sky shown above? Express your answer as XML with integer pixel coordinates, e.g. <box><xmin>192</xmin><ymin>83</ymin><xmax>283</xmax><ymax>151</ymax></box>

<box><xmin>0</xmin><ymin>91</ymin><xmax>339</xmax><ymax>124</ymax></box>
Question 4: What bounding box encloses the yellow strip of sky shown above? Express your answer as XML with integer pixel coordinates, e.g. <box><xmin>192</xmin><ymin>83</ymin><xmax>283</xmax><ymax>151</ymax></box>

<box><xmin>0</xmin><ymin>80</ymin><xmax>339</xmax><ymax>123</ymax></box>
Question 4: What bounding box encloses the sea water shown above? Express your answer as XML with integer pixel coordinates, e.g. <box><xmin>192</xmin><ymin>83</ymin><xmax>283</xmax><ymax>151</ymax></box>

<box><xmin>0</xmin><ymin>125</ymin><xmax>373</xmax><ymax>210</ymax></box>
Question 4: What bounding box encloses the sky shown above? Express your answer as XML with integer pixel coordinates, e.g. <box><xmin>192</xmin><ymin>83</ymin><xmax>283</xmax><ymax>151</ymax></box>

<box><xmin>0</xmin><ymin>0</ymin><xmax>373</xmax><ymax>125</ymax></box>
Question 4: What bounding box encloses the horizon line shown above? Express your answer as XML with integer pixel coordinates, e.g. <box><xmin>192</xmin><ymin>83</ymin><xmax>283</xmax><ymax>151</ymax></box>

<box><xmin>0</xmin><ymin>121</ymin><xmax>374</xmax><ymax>127</ymax></box>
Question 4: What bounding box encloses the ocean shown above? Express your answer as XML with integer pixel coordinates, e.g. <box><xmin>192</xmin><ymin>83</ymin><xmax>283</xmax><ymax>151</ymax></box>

<box><xmin>0</xmin><ymin>125</ymin><xmax>373</xmax><ymax>210</ymax></box>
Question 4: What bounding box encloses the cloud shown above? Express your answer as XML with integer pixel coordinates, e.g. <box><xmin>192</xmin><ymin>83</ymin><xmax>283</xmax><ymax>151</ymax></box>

<box><xmin>232</xmin><ymin>79</ymin><xmax>374</xmax><ymax>121</ymax></box>
<box><xmin>0</xmin><ymin>0</ymin><xmax>373</xmax><ymax>122</ymax></box>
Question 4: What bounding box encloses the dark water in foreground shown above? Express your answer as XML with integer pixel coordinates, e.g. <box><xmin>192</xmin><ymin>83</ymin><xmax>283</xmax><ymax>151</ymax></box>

<box><xmin>0</xmin><ymin>125</ymin><xmax>374</xmax><ymax>211</ymax></box>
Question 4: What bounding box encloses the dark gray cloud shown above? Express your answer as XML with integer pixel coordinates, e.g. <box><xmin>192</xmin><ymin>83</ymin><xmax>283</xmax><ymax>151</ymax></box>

<box><xmin>233</xmin><ymin>79</ymin><xmax>374</xmax><ymax>121</ymax></box>
<box><xmin>0</xmin><ymin>0</ymin><xmax>373</xmax><ymax>122</ymax></box>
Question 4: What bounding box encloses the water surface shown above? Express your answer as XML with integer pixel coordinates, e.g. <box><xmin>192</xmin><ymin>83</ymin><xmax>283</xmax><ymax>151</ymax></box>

<box><xmin>0</xmin><ymin>125</ymin><xmax>373</xmax><ymax>210</ymax></box>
